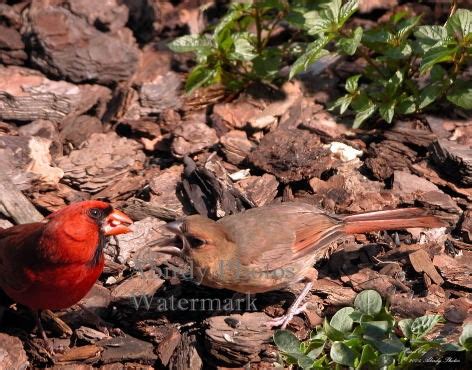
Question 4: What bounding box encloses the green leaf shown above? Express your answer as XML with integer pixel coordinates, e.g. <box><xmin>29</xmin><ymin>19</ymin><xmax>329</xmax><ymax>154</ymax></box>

<box><xmin>306</xmin><ymin>15</ymin><xmax>334</xmax><ymax>35</ymax></box>
<box><xmin>231</xmin><ymin>33</ymin><xmax>257</xmax><ymax>61</ymax></box>
<box><xmin>375</xmin><ymin>307</ymin><xmax>395</xmax><ymax>330</ymax></box>
<box><xmin>385</xmin><ymin>70</ymin><xmax>404</xmax><ymax>96</ymax></box>
<box><xmin>354</xmin><ymin>290</ymin><xmax>383</xmax><ymax>315</ymax></box>
<box><xmin>398</xmin><ymin>319</ymin><xmax>413</xmax><ymax>339</ymax></box>
<box><xmin>418</xmin><ymin>82</ymin><xmax>444</xmax><ymax>109</ymax></box>
<box><xmin>289</xmin><ymin>37</ymin><xmax>330</xmax><ymax>78</ymax></box>
<box><xmin>447</xmin><ymin>80</ymin><xmax>472</xmax><ymax>109</ymax></box>
<box><xmin>430</xmin><ymin>64</ymin><xmax>447</xmax><ymax>81</ymax></box>
<box><xmin>351</xmin><ymin>325</ymin><xmax>364</xmax><ymax>338</ymax></box>
<box><xmin>459</xmin><ymin>323</ymin><xmax>472</xmax><ymax>350</ymax></box>
<box><xmin>273</xmin><ymin>330</ymin><xmax>302</xmax><ymax>354</ymax></box>
<box><xmin>297</xmin><ymin>354</ymin><xmax>316</xmax><ymax>370</ymax></box>
<box><xmin>415</xmin><ymin>25</ymin><xmax>448</xmax><ymax>42</ymax></box>
<box><xmin>185</xmin><ymin>65</ymin><xmax>215</xmax><ymax>92</ymax></box>
<box><xmin>368</xmin><ymin>336</ymin><xmax>405</xmax><ymax>355</ymax></box>
<box><xmin>330</xmin><ymin>307</ymin><xmax>355</xmax><ymax>333</ymax></box>
<box><xmin>399</xmin><ymin>343</ymin><xmax>434</xmax><ymax>364</ymax></box>
<box><xmin>378</xmin><ymin>101</ymin><xmax>395</xmax><ymax>123</ymax></box>
<box><xmin>396</xmin><ymin>16</ymin><xmax>421</xmax><ymax>41</ymax></box>
<box><xmin>305</xmin><ymin>341</ymin><xmax>325</xmax><ymax>360</ymax></box>
<box><xmin>213</xmin><ymin>3</ymin><xmax>249</xmax><ymax>42</ymax></box>
<box><xmin>357</xmin><ymin>344</ymin><xmax>378</xmax><ymax>368</ymax></box>
<box><xmin>337</xmin><ymin>26</ymin><xmax>363</xmax><ymax>55</ymax></box>
<box><xmin>353</xmin><ymin>100</ymin><xmax>376</xmax><ymax>128</ymax></box>
<box><xmin>383</xmin><ymin>42</ymin><xmax>412</xmax><ymax>60</ymax></box>
<box><xmin>349</xmin><ymin>310</ymin><xmax>363</xmax><ymax>323</ymax></box>
<box><xmin>346</xmin><ymin>74</ymin><xmax>361</xmax><ymax>93</ymax></box>
<box><xmin>323</xmin><ymin>0</ymin><xmax>342</xmax><ymax>24</ymax></box>
<box><xmin>323</xmin><ymin>318</ymin><xmax>346</xmax><ymax>341</ymax></box>
<box><xmin>397</xmin><ymin>95</ymin><xmax>417</xmax><ymax>114</ymax></box>
<box><xmin>310</xmin><ymin>329</ymin><xmax>327</xmax><ymax>341</ymax></box>
<box><xmin>420</xmin><ymin>45</ymin><xmax>458</xmax><ymax>73</ymax></box>
<box><xmin>330</xmin><ymin>95</ymin><xmax>353</xmax><ymax>114</ymax></box>
<box><xmin>339</xmin><ymin>0</ymin><xmax>359</xmax><ymax>25</ymax></box>
<box><xmin>391</xmin><ymin>11</ymin><xmax>408</xmax><ymax>24</ymax></box>
<box><xmin>378</xmin><ymin>353</ymin><xmax>395</xmax><ymax>367</ymax></box>
<box><xmin>168</xmin><ymin>35</ymin><xmax>213</xmax><ymax>53</ymax></box>
<box><xmin>330</xmin><ymin>341</ymin><xmax>356</xmax><ymax>367</ymax></box>
<box><xmin>255</xmin><ymin>0</ymin><xmax>285</xmax><ymax>10</ymax></box>
<box><xmin>361</xmin><ymin>321</ymin><xmax>390</xmax><ymax>338</ymax></box>
<box><xmin>446</xmin><ymin>9</ymin><xmax>472</xmax><ymax>40</ymax></box>
<box><xmin>312</xmin><ymin>354</ymin><xmax>329</xmax><ymax>369</ymax></box>
<box><xmin>363</xmin><ymin>29</ymin><xmax>391</xmax><ymax>45</ymax></box>
<box><xmin>253</xmin><ymin>48</ymin><xmax>282</xmax><ymax>79</ymax></box>
<box><xmin>442</xmin><ymin>342</ymin><xmax>463</xmax><ymax>351</ymax></box>
<box><xmin>344</xmin><ymin>337</ymin><xmax>364</xmax><ymax>351</ymax></box>
<box><xmin>410</xmin><ymin>315</ymin><xmax>443</xmax><ymax>339</ymax></box>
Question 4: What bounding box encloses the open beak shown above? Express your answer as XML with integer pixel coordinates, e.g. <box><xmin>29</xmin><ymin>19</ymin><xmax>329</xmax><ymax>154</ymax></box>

<box><xmin>103</xmin><ymin>209</ymin><xmax>133</xmax><ymax>236</ymax></box>
<box><xmin>165</xmin><ymin>220</ymin><xmax>183</xmax><ymax>235</ymax></box>
<box><xmin>148</xmin><ymin>220</ymin><xmax>185</xmax><ymax>256</ymax></box>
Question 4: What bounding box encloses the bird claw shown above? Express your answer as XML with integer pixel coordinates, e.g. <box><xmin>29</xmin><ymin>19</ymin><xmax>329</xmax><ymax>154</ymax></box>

<box><xmin>265</xmin><ymin>303</ymin><xmax>308</xmax><ymax>329</ymax></box>
<box><xmin>43</xmin><ymin>340</ymin><xmax>55</xmax><ymax>356</ymax></box>
<box><xmin>102</xmin><ymin>326</ymin><xmax>124</xmax><ymax>337</ymax></box>
<box><xmin>78</xmin><ymin>304</ymin><xmax>115</xmax><ymax>337</ymax></box>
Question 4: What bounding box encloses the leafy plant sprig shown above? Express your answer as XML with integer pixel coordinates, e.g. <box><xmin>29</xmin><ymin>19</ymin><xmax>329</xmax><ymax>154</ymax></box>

<box><xmin>274</xmin><ymin>290</ymin><xmax>471</xmax><ymax>369</ymax></box>
<box><xmin>168</xmin><ymin>0</ymin><xmax>291</xmax><ymax>92</ymax></box>
<box><xmin>326</xmin><ymin>5</ymin><xmax>472</xmax><ymax>127</ymax></box>
<box><xmin>169</xmin><ymin>1</ymin><xmax>472</xmax><ymax>127</ymax></box>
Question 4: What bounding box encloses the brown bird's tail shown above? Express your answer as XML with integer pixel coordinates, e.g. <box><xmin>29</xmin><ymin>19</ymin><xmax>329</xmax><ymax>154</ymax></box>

<box><xmin>341</xmin><ymin>208</ymin><xmax>446</xmax><ymax>234</ymax></box>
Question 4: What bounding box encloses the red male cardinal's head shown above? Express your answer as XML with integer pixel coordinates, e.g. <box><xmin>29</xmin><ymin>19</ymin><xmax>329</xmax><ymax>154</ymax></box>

<box><xmin>41</xmin><ymin>200</ymin><xmax>133</xmax><ymax>265</ymax></box>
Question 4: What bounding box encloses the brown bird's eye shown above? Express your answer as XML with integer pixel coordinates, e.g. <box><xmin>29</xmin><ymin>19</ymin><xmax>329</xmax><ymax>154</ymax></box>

<box><xmin>87</xmin><ymin>208</ymin><xmax>103</xmax><ymax>220</ymax></box>
<box><xmin>186</xmin><ymin>235</ymin><xmax>205</xmax><ymax>249</ymax></box>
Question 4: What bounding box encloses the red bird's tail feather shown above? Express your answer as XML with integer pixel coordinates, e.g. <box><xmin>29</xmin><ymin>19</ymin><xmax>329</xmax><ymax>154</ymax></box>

<box><xmin>342</xmin><ymin>208</ymin><xmax>446</xmax><ymax>235</ymax></box>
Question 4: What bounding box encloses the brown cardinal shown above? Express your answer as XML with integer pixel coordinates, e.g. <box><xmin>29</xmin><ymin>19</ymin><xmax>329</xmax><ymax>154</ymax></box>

<box><xmin>0</xmin><ymin>200</ymin><xmax>132</xmax><ymax>348</ymax></box>
<box><xmin>160</xmin><ymin>202</ymin><xmax>445</xmax><ymax>328</ymax></box>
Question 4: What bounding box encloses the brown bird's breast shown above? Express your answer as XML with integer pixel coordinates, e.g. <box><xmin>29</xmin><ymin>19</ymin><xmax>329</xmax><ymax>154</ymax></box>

<box><xmin>199</xmin><ymin>257</ymin><xmax>317</xmax><ymax>294</ymax></box>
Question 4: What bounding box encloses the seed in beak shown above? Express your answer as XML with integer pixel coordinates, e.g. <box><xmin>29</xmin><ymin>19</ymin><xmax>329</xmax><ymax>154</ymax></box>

<box><xmin>103</xmin><ymin>209</ymin><xmax>133</xmax><ymax>236</ymax></box>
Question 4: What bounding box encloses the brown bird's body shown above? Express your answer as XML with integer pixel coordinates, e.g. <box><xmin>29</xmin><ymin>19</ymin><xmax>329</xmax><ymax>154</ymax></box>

<box><xmin>163</xmin><ymin>202</ymin><xmax>445</xmax><ymax>328</ymax></box>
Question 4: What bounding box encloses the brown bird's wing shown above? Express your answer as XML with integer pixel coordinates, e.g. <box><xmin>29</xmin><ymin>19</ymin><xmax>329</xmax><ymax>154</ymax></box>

<box><xmin>218</xmin><ymin>202</ymin><xmax>342</xmax><ymax>271</ymax></box>
<box><xmin>0</xmin><ymin>223</ymin><xmax>46</xmax><ymax>293</ymax></box>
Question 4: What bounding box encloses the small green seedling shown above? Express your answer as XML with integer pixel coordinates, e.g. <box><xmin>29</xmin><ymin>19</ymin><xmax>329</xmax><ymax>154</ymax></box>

<box><xmin>274</xmin><ymin>289</ymin><xmax>471</xmax><ymax>369</ymax></box>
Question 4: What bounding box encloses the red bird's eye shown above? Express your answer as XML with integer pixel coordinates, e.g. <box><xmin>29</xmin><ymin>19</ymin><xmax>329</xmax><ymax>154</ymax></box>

<box><xmin>87</xmin><ymin>208</ymin><xmax>103</xmax><ymax>220</ymax></box>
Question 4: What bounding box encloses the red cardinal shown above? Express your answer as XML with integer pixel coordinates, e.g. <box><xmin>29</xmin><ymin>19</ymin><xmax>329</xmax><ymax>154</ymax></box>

<box><xmin>0</xmin><ymin>200</ymin><xmax>132</xmax><ymax>346</ymax></box>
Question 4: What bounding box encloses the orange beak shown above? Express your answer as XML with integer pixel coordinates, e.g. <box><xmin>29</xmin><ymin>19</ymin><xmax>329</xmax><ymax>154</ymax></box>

<box><xmin>102</xmin><ymin>209</ymin><xmax>133</xmax><ymax>236</ymax></box>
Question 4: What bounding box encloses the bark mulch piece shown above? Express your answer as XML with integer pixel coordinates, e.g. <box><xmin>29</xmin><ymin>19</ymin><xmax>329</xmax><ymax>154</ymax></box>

<box><xmin>204</xmin><ymin>312</ymin><xmax>274</xmax><ymax>365</ymax></box>
<box><xmin>0</xmin><ymin>333</ymin><xmax>30</xmax><ymax>369</ymax></box>
<box><xmin>248</xmin><ymin>129</ymin><xmax>337</xmax><ymax>183</ymax></box>
<box><xmin>431</xmin><ymin>139</ymin><xmax>472</xmax><ymax>186</ymax></box>
<box><xmin>26</xmin><ymin>4</ymin><xmax>139</xmax><ymax>85</ymax></box>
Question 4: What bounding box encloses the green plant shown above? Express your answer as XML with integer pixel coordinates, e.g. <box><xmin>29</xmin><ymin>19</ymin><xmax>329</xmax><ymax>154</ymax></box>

<box><xmin>274</xmin><ymin>290</ymin><xmax>471</xmax><ymax>369</ymax></box>
<box><xmin>168</xmin><ymin>0</ymin><xmax>290</xmax><ymax>92</ymax></box>
<box><xmin>169</xmin><ymin>1</ymin><xmax>472</xmax><ymax>127</ymax></box>
<box><xmin>325</xmin><ymin>5</ymin><xmax>472</xmax><ymax>127</ymax></box>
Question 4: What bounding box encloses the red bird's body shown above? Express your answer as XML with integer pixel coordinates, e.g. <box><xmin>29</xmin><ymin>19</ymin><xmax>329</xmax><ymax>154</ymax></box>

<box><xmin>0</xmin><ymin>201</ymin><xmax>132</xmax><ymax>311</ymax></box>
